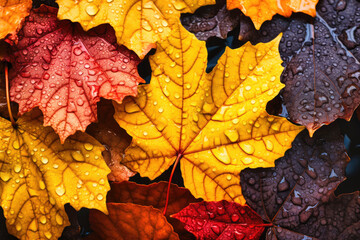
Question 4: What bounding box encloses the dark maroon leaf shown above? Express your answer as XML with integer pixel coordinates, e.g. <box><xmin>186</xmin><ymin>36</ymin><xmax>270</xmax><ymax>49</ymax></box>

<box><xmin>181</xmin><ymin>0</ymin><xmax>240</xmax><ymax>41</ymax></box>
<box><xmin>280</xmin><ymin>0</ymin><xmax>360</xmax><ymax>135</ymax></box>
<box><xmin>172</xmin><ymin>201</ymin><xmax>266</xmax><ymax>240</ymax></box>
<box><xmin>240</xmin><ymin>123</ymin><xmax>360</xmax><ymax>239</ymax></box>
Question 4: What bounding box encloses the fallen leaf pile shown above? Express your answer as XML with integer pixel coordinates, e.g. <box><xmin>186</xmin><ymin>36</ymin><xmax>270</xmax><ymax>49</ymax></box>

<box><xmin>0</xmin><ymin>0</ymin><xmax>359</xmax><ymax>239</ymax></box>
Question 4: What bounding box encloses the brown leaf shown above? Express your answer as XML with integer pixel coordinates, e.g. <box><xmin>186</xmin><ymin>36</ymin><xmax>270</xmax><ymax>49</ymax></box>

<box><xmin>86</xmin><ymin>99</ymin><xmax>134</xmax><ymax>182</ymax></box>
<box><xmin>240</xmin><ymin>123</ymin><xmax>360</xmax><ymax>239</ymax></box>
<box><xmin>107</xmin><ymin>181</ymin><xmax>201</xmax><ymax>239</ymax></box>
<box><xmin>88</xmin><ymin>203</ymin><xmax>179</xmax><ymax>240</ymax></box>
<box><xmin>280</xmin><ymin>0</ymin><xmax>360</xmax><ymax>135</ymax></box>
<box><xmin>181</xmin><ymin>0</ymin><xmax>240</xmax><ymax>41</ymax></box>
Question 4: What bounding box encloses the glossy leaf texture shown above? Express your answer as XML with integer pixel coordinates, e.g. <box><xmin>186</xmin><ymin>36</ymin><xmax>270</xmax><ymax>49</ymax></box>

<box><xmin>0</xmin><ymin>0</ymin><xmax>32</xmax><ymax>39</ymax></box>
<box><xmin>9</xmin><ymin>6</ymin><xmax>144</xmax><ymax>143</ymax></box>
<box><xmin>106</xmin><ymin>181</ymin><xmax>201</xmax><ymax>238</ymax></box>
<box><xmin>87</xmin><ymin>203</ymin><xmax>180</xmax><ymax>240</ymax></box>
<box><xmin>181</xmin><ymin>0</ymin><xmax>240</xmax><ymax>41</ymax></box>
<box><xmin>227</xmin><ymin>0</ymin><xmax>318</xmax><ymax>29</ymax></box>
<box><xmin>86</xmin><ymin>99</ymin><xmax>134</xmax><ymax>182</ymax></box>
<box><xmin>56</xmin><ymin>0</ymin><xmax>216</xmax><ymax>58</ymax></box>
<box><xmin>222</xmin><ymin>0</ymin><xmax>360</xmax><ymax>137</ymax></box>
<box><xmin>0</xmin><ymin>110</ymin><xmax>110</xmax><ymax>240</ymax></box>
<box><xmin>114</xmin><ymin>19</ymin><xmax>304</xmax><ymax>204</ymax></box>
<box><xmin>240</xmin><ymin>123</ymin><xmax>360</xmax><ymax>239</ymax></box>
<box><xmin>280</xmin><ymin>0</ymin><xmax>360</xmax><ymax>136</ymax></box>
<box><xmin>172</xmin><ymin>200</ymin><xmax>266</xmax><ymax>240</ymax></box>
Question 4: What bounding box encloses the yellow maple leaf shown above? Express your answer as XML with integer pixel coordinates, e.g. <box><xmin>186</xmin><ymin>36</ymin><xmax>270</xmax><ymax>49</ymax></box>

<box><xmin>0</xmin><ymin>0</ymin><xmax>32</xmax><ymax>39</ymax></box>
<box><xmin>227</xmin><ymin>0</ymin><xmax>318</xmax><ymax>29</ymax></box>
<box><xmin>0</xmin><ymin>111</ymin><xmax>110</xmax><ymax>240</ymax></box>
<box><xmin>56</xmin><ymin>0</ymin><xmax>215</xmax><ymax>58</ymax></box>
<box><xmin>114</xmin><ymin>21</ymin><xmax>304</xmax><ymax>204</ymax></box>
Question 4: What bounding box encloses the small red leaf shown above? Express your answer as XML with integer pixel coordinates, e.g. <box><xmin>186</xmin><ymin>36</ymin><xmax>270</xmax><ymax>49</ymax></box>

<box><xmin>9</xmin><ymin>5</ymin><xmax>144</xmax><ymax>142</ymax></box>
<box><xmin>172</xmin><ymin>200</ymin><xmax>268</xmax><ymax>240</ymax></box>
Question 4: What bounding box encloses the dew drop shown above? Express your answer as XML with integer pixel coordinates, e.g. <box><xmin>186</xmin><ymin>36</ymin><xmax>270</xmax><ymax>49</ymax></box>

<box><xmin>39</xmin><ymin>180</ymin><xmax>46</xmax><ymax>190</ymax></box>
<box><xmin>226</xmin><ymin>175</ymin><xmax>232</xmax><ymax>181</ymax></box>
<box><xmin>16</xmin><ymin>223</ymin><xmax>22</xmax><ymax>231</ymax></box>
<box><xmin>71</xmin><ymin>151</ymin><xmax>85</xmax><ymax>162</ymax></box>
<box><xmin>73</xmin><ymin>47</ymin><xmax>82</xmax><ymax>56</ymax></box>
<box><xmin>158</xmin><ymin>108</ymin><xmax>164</xmax><ymax>113</ymax></box>
<box><xmin>242</xmin><ymin>157</ymin><xmax>253</xmax><ymax>164</ymax></box>
<box><xmin>55</xmin><ymin>213</ymin><xmax>63</xmax><ymax>225</ymax></box>
<box><xmin>44</xmin><ymin>231</ymin><xmax>52</xmax><ymax>239</ymax></box>
<box><xmin>211</xmin><ymin>224</ymin><xmax>220</xmax><ymax>235</ymax></box>
<box><xmin>231</xmin><ymin>213</ymin><xmax>240</xmax><ymax>222</ymax></box>
<box><xmin>14</xmin><ymin>164</ymin><xmax>22</xmax><ymax>173</ymax></box>
<box><xmin>12</xmin><ymin>140</ymin><xmax>20</xmax><ymax>150</ymax></box>
<box><xmin>86</xmin><ymin>4</ymin><xmax>99</xmax><ymax>16</ymax></box>
<box><xmin>39</xmin><ymin>215</ymin><xmax>47</xmax><ymax>224</ymax></box>
<box><xmin>97</xmin><ymin>194</ymin><xmax>104</xmax><ymax>201</ymax></box>
<box><xmin>0</xmin><ymin>172</ymin><xmax>11</xmax><ymax>182</ymax></box>
<box><xmin>55</xmin><ymin>185</ymin><xmax>66</xmax><ymax>196</ymax></box>
<box><xmin>240</xmin><ymin>142</ymin><xmax>255</xmax><ymax>155</ymax></box>
<box><xmin>41</xmin><ymin>157</ymin><xmax>49</xmax><ymax>165</ymax></box>
<box><xmin>84</xmin><ymin>143</ymin><xmax>94</xmax><ymax>151</ymax></box>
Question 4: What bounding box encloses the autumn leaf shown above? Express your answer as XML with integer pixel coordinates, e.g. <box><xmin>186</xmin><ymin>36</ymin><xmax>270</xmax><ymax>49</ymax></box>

<box><xmin>240</xmin><ymin>123</ymin><xmax>358</xmax><ymax>239</ymax></box>
<box><xmin>227</xmin><ymin>0</ymin><xmax>318</xmax><ymax>29</ymax></box>
<box><xmin>172</xmin><ymin>200</ymin><xmax>267</xmax><ymax>240</ymax></box>
<box><xmin>88</xmin><ymin>203</ymin><xmax>180</xmax><ymax>240</ymax></box>
<box><xmin>0</xmin><ymin>110</ymin><xmax>110</xmax><ymax>240</ymax></box>
<box><xmin>106</xmin><ymin>181</ymin><xmax>201</xmax><ymax>238</ymax></box>
<box><xmin>56</xmin><ymin>0</ymin><xmax>216</xmax><ymax>58</ymax></box>
<box><xmin>114</xmin><ymin>18</ymin><xmax>303</xmax><ymax>204</ymax></box>
<box><xmin>280</xmin><ymin>0</ymin><xmax>360</xmax><ymax>136</ymax></box>
<box><xmin>9</xmin><ymin>6</ymin><xmax>143</xmax><ymax>143</ymax></box>
<box><xmin>181</xmin><ymin>0</ymin><xmax>240</xmax><ymax>41</ymax></box>
<box><xmin>0</xmin><ymin>0</ymin><xmax>32</xmax><ymax>40</ymax></box>
<box><xmin>220</xmin><ymin>0</ymin><xmax>360</xmax><ymax>136</ymax></box>
<box><xmin>86</xmin><ymin>99</ymin><xmax>134</xmax><ymax>182</ymax></box>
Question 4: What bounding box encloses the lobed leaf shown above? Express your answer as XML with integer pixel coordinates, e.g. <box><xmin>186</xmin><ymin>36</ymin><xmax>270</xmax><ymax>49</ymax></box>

<box><xmin>0</xmin><ymin>110</ymin><xmax>110</xmax><ymax>240</ymax></box>
<box><xmin>240</xmin><ymin>123</ymin><xmax>359</xmax><ymax>239</ymax></box>
<box><xmin>114</xmin><ymin>19</ymin><xmax>303</xmax><ymax>204</ymax></box>
<box><xmin>56</xmin><ymin>0</ymin><xmax>216</xmax><ymax>58</ymax></box>
<box><xmin>9</xmin><ymin>6</ymin><xmax>143</xmax><ymax>142</ymax></box>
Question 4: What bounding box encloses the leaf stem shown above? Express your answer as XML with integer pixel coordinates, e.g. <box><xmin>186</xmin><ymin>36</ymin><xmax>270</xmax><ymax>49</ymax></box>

<box><xmin>163</xmin><ymin>152</ymin><xmax>182</xmax><ymax>215</ymax></box>
<box><xmin>5</xmin><ymin>63</ymin><xmax>16</xmax><ymax>127</ymax></box>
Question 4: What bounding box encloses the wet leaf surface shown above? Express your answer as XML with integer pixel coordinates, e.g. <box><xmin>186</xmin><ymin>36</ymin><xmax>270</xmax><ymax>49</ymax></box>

<box><xmin>107</xmin><ymin>181</ymin><xmax>201</xmax><ymax>239</ymax></box>
<box><xmin>0</xmin><ymin>110</ymin><xmax>110</xmax><ymax>240</ymax></box>
<box><xmin>114</xmin><ymin>19</ymin><xmax>303</xmax><ymax>204</ymax></box>
<box><xmin>0</xmin><ymin>0</ymin><xmax>32</xmax><ymax>40</ymax></box>
<box><xmin>227</xmin><ymin>0</ymin><xmax>318</xmax><ymax>29</ymax></box>
<box><xmin>280</xmin><ymin>0</ymin><xmax>360</xmax><ymax>135</ymax></box>
<box><xmin>240</xmin><ymin>123</ymin><xmax>360</xmax><ymax>239</ymax></box>
<box><xmin>56</xmin><ymin>0</ymin><xmax>215</xmax><ymax>58</ymax></box>
<box><xmin>181</xmin><ymin>0</ymin><xmax>240</xmax><ymax>41</ymax></box>
<box><xmin>88</xmin><ymin>203</ymin><xmax>179</xmax><ymax>240</ymax></box>
<box><xmin>173</xmin><ymin>200</ymin><xmax>266</xmax><ymax>240</ymax></box>
<box><xmin>9</xmin><ymin>6</ymin><xmax>143</xmax><ymax>142</ymax></box>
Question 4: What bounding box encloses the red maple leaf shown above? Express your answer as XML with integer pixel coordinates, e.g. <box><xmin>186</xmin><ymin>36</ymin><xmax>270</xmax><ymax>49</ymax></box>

<box><xmin>172</xmin><ymin>200</ymin><xmax>270</xmax><ymax>240</ymax></box>
<box><xmin>9</xmin><ymin>5</ymin><xmax>144</xmax><ymax>142</ymax></box>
